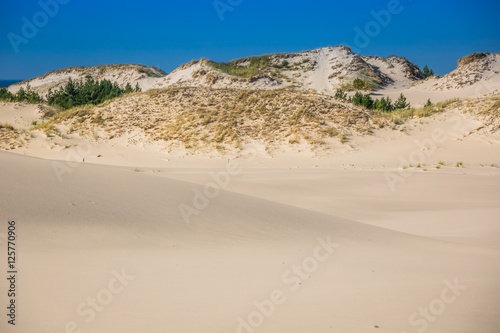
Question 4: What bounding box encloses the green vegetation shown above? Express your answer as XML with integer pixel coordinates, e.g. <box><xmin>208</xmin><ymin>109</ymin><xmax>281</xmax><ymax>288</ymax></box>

<box><xmin>353</xmin><ymin>78</ymin><xmax>368</xmax><ymax>90</ymax></box>
<box><xmin>1</xmin><ymin>78</ymin><xmax>140</xmax><ymax>111</ymax></box>
<box><xmin>274</xmin><ymin>60</ymin><xmax>290</xmax><ymax>69</ymax></box>
<box><xmin>334</xmin><ymin>88</ymin><xmax>410</xmax><ymax>112</ymax></box>
<box><xmin>138</xmin><ymin>66</ymin><xmax>165</xmax><ymax>78</ymax></box>
<box><xmin>208</xmin><ymin>55</ymin><xmax>271</xmax><ymax>79</ymax></box>
<box><xmin>334</xmin><ymin>88</ymin><xmax>347</xmax><ymax>100</ymax></box>
<box><xmin>333</xmin><ymin>87</ymin><xmax>458</xmax><ymax>126</ymax></box>
<box><xmin>350</xmin><ymin>77</ymin><xmax>380</xmax><ymax>91</ymax></box>
<box><xmin>46</xmin><ymin>77</ymin><xmax>141</xmax><ymax>110</ymax></box>
<box><xmin>423</xmin><ymin>65</ymin><xmax>435</xmax><ymax>78</ymax></box>
<box><xmin>0</xmin><ymin>84</ymin><xmax>43</xmax><ymax>104</ymax></box>
<box><xmin>379</xmin><ymin>98</ymin><xmax>460</xmax><ymax>124</ymax></box>
<box><xmin>394</xmin><ymin>93</ymin><xmax>410</xmax><ymax>109</ymax></box>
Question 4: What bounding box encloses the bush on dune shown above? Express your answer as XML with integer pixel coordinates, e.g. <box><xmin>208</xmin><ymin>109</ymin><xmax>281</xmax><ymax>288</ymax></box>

<box><xmin>0</xmin><ymin>78</ymin><xmax>140</xmax><ymax>110</ymax></box>
<box><xmin>46</xmin><ymin>77</ymin><xmax>141</xmax><ymax>110</ymax></box>
<box><xmin>0</xmin><ymin>84</ymin><xmax>43</xmax><ymax>104</ymax></box>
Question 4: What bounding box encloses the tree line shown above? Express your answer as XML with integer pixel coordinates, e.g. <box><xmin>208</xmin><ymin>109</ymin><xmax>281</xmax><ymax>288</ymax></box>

<box><xmin>0</xmin><ymin>78</ymin><xmax>141</xmax><ymax>110</ymax></box>
<box><xmin>335</xmin><ymin>88</ymin><xmax>410</xmax><ymax>112</ymax></box>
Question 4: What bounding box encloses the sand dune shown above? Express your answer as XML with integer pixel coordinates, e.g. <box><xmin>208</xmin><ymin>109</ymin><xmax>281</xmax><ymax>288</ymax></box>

<box><xmin>2</xmin><ymin>45</ymin><xmax>500</xmax><ymax>333</ymax></box>
<box><xmin>8</xmin><ymin>48</ymin><xmax>499</xmax><ymax>108</ymax></box>
<box><xmin>1</xmin><ymin>149</ymin><xmax>499</xmax><ymax>333</ymax></box>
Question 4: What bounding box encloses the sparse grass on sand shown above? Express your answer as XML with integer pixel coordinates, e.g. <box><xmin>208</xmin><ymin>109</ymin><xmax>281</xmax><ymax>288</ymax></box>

<box><xmin>378</xmin><ymin>98</ymin><xmax>461</xmax><ymax>124</ymax></box>
<box><xmin>0</xmin><ymin>122</ymin><xmax>15</xmax><ymax>131</ymax></box>
<box><xmin>208</xmin><ymin>55</ymin><xmax>272</xmax><ymax>79</ymax></box>
<box><xmin>32</xmin><ymin>87</ymin><xmax>382</xmax><ymax>152</ymax></box>
<box><xmin>0</xmin><ymin>122</ymin><xmax>29</xmax><ymax>150</ymax></box>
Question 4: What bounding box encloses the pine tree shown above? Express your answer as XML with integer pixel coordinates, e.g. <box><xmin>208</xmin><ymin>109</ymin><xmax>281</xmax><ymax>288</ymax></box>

<box><xmin>423</xmin><ymin>65</ymin><xmax>430</xmax><ymax>77</ymax></box>
<box><xmin>124</xmin><ymin>83</ymin><xmax>133</xmax><ymax>94</ymax></box>
<box><xmin>334</xmin><ymin>88</ymin><xmax>347</xmax><ymax>100</ymax></box>
<box><xmin>16</xmin><ymin>87</ymin><xmax>26</xmax><ymax>102</ymax></box>
<box><xmin>423</xmin><ymin>65</ymin><xmax>434</xmax><ymax>78</ymax></box>
<box><xmin>394</xmin><ymin>93</ymin><xmax>410</xmax><ymax>109</ymax></box>
<box><xmin>375</xmin><ymin>97</ymin><xmax>393</xmax><ymax>112</ymax></box>
<box><xmin>0</xmin><ymin>87</ymin><xmax>14</xmax><ymax>101</ymax></box>
<box><xmin>361</xmin><ymin>93</ymin><xmax>374</xmax><ymax>109</ymax></box>
<box><xmin>352</xmin><ymin>91</ymin><xmax>364</xmax><ymax>105</ymax></box>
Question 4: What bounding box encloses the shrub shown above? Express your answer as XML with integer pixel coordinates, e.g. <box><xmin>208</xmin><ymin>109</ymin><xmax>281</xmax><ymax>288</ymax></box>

<box><xmin>46</xmin><ymin>77</ymin><xmax>138</xmax><ymax>110</ymax></box>
<box><xmin>209</xmin><ymin>55</ymin><xmax>271</xmax><ymax>78</ymax></box>
<box><xmin>350</xmin><ymin>91</ymin><xmax>364</xmax><ymax>105</ymax></box>
<box><xmin>334</xmin><ymin>88</ymin><xmax>347</xmax><ymax>100</ymax></box>
<box><xmin>361</xmin><ymin>93</ymin><xmax>374</xmax><ymax>109</ymax></box>
<box><xmin>353</xmin><ymin>78</ymin><xmax>367</xmax><ymax>90</ymax></box>
<box><xmin>0</xmin><ymin>84</ymin><xmax>43</xmax><ymax>104</ymax></box>
<box><xmin>0</xmin><ymin>87</ymin><xmax>14</xmax><ymax>101</ymax></box>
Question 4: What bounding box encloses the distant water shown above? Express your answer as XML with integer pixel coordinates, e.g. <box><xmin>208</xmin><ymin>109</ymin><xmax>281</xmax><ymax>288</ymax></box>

<box><xmin>0</xmin><ymin>80</ymin><xmax>22</xmax><ymax>88</ymax></box>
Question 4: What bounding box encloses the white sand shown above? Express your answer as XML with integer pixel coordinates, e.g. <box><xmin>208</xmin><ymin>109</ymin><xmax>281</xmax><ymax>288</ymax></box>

<box><xmin>0</xmin><ymin>102</ymin><xmax>43</xmax><ymax>130</ymax></box>
<box><xmin>1</xmin><ymin>149</ymin><xmax>499</xmax><ymax>333</ymax></box>
<box><xmin>1</xmin><ymin>101</ymin><xmax>500</xmax><ymax>332</ymax></box>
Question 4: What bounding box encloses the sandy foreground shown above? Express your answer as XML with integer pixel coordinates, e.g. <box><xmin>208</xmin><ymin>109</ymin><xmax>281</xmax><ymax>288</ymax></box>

<box><xmin>1</xmin><ymin>101</ymin><xmax>500</xmax><ymax>333</ymax></box>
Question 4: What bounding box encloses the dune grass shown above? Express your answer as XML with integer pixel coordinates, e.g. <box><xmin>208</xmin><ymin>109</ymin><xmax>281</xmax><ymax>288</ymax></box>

<box><xmin>36</xmin><ymin>87</ymin><xmax>377</xmax><ymax>152</ymax></box>
<box><xmin>208</xmin><ymin>55</ymin><xmax>272</xmax><ymax>79</ymax></box>
<box><xmin>377</xmin><ymin>98</ymin><xmax>461</xmax><ymax>123</ymax></box>
<box><xmin>0</xmin><ymin>122</ymin><xmax>15</xmax><ymax>131</ymax></box>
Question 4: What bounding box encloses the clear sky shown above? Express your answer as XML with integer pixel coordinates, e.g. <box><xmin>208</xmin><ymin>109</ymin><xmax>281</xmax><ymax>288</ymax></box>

<box><xmin>1</xmin><ymin>0</ymin><xmax>499</xmax><ymax>80</ymax></box>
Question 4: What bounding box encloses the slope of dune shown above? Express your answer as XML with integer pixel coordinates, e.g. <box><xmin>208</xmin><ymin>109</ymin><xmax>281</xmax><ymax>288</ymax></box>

<box><xmin>7</xmin><ymin>48</ymin><xmax>499</xmax><ymax>108</ymax></box>
<box><xmin>146</xmin><ymin>46</ymin><xmax>425</xmax><ymax>93</ymax></box>
<box><xmin>0</xmin><ymin>150</ymin><xmax>499</xmax><ymax>333</ymax></box>
<box><xmin>376</xmin><ymin>52</ymin><xmax>500</xmax><ymax>107</ymax></box>
<box><xmin>1</xmin><ymin>48</ymin><xmax>499</xmax><ymax>332</ymax></box>
<box><xmin>28</xmin><ymin>87</ymin><xmax>386</xmax><ymax>153</ymax></box>
<box><xmin>430</xmin><ymin>52</ymin><xmax>500</xmax><ymax>91</ymax></box>
<box><xmin>8</xmin><ymin>64</ymin><xmax>166</xmax><ymax>96</ymax></box>
<box><xmin>7</xmin><ymin>46</ymin><xmax>426</xmax><ymax>96</ymax></box>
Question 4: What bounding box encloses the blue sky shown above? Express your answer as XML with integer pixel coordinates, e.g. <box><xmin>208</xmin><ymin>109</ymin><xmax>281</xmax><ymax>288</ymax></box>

<box><xmin>1</xmin><ymin>0</ymin><xmax>499</xmax><ymax>80</ymax></box>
